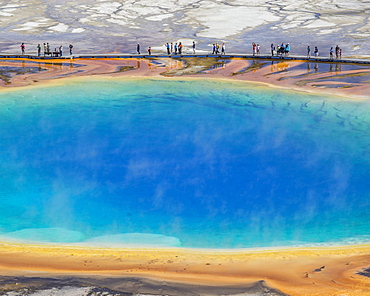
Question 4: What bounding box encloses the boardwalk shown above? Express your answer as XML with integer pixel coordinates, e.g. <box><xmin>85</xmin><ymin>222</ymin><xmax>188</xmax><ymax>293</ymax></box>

<box><xmin>0</xmin><ymin>53</ymin><xmax>369</xmax><ymax>65</ymax></box>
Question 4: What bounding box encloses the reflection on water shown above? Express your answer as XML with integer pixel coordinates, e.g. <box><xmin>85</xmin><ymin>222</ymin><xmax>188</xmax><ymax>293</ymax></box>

<box><xmin>270</xmin><ymin>61</ymin><xmax>290</xmax><ymax>72</ymax></box>
<box><xmin>0</xmin><ymin>65</ymin><xmax>47</xmax><ymax>84</ymax></box>
<box><xmin>211</xmin><ymin>60</ymin><xmax>226</xmax><ymax>69</ymax></box>
<box><xmin>267</xmin><ymin>60</ymin><xmax>370</xmax><ymax>88</ymax></box>
<box><xmin>314</xmin><ymin>63</ymin><xmax>318</xmax><ymax>73</ymax></box>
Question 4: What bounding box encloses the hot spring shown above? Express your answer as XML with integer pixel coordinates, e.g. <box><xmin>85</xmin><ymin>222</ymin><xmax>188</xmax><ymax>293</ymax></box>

<box><xmin>0</xmin><ymin>78</ymin><xmax>369</xmax><ymax>248</ymax></box>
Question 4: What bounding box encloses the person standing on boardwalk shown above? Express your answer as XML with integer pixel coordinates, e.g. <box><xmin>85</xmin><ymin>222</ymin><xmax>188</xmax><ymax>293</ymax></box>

<box><xmin>329</xmin><ymin>47</ymin><xmax>334</xmax><ymax>60</ymax></box>
<box><xmin>37</xmin><ymin>44</ymin><xmax>41</xmax><ymax>56</ymax></box>
<box><xmin>59</xmin><ymin>45</ymin><xmax>63</xmax><ymax>56</ymax></box>
<box><xmin>314</xmin><ymin>46</ymin><xmax>319</xmax><ymax>57</ymax></box>
<box><xmin>212</xmin><ymin>44</ymin><xmax>216</xmax><ymax>54</ymax></box>
<box><xmin>192</xmin><ymin>41</ymin><xmax>196</xmax><ymax>54</ymax></box>
<box><xmin>307</xmin><ymin>46</ymin><xmax>311</xmax><ymax>58</ymax></box>
<box><xmin>285</xmin><ymin>43</ymin><xmax>290</xmax><ymax>56</ymax></box>
<box><xmin>166</xmin><ymin>42</ymin><xmax>171</xmax><ymax>55</ymax></box>
<box><xmin>47</xmin><ymin>43</ymin><xmax>50</xmax><ymax>53</ymax></box>
<box><xmin>221</xmin><ymin>43</ymin><xmax>225</xmax><ymax>55</ymax></box>
<box><xmin>178</xmin><ymin>42</ymin><xmax>183</xmax><ymax>54</ymax></box>
<box><xmin>136</xmin><ymin>43</ymin><xmax>140</xmax><ymax>54</ymax></box>
<box><xmin>335</xmin><ymin>45</ymin><xmax>340</xmax><ymax>59</ymax></box>
<box><xmin>170</xmin><ymin>42</ymin><xmax>173</xmax><ymax>54</ymax></box>
<box><xmin>20</xmin><ymin>43</ymin><xmax>25</xmax><ymax>55</ymax></box>
<box><xmin>270</xmin><ymin>43</ymin><xmax>275</xmax><ymax>56</ymax></box>
<box><xmin>339</xmin><ymin>48</ymin><xmax>342</xmax><ymax>59</ymax></box>
<box><xmin>276</xmin><ymin>45</ymin><xmax>280</xmax><ymax>56</ymax></box>
<box><xmin>69</xmin><ymin>44</ymin><xmax>73</xmax><ymax>55</ymax></box>
<box><xmin>252</xmin><ymin>42</ymin><xmax>257</xmax><ymax>56</ymax></box>
<box><xmin>256</xmin><ymin>44</ymin><xmax>260</xmax><ymax>55</ymax></box>
<box><xmin>43</xmin><ymin>43</ymin><xmax>47</xmax><ymax>55</ymax></box>
<box><xmin>279</xmin><ymin>43</ymin><xmax>285</xmax><ymax>56</ymax></box>
<box><xmin>148</xmin><ymin>46</ymin><xmax>151</xmax><ymax>55</ymax></box>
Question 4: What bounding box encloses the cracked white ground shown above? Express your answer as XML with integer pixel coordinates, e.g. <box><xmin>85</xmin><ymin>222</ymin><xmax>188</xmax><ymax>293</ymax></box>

<box><xmin>0</xmin><ymin>0</ymin><xmax>369</xmax><ymax>56</ymax></box>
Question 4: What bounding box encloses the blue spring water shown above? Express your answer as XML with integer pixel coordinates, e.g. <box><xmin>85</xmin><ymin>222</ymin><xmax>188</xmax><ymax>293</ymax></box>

<box><xmin>0</xmin><ymin>78</ymin><xmax>369</xmax><ymax>249</ymax></box>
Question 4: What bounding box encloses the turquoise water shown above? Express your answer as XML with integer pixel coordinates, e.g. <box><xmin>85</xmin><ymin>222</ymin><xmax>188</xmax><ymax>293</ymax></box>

<box><xmin>0</xmin><ymin>78</ymin><xmax>369</xmax><ymax>248</ymax></box>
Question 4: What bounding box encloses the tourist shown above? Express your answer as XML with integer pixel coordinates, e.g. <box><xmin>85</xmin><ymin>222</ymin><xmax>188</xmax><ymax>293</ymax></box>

<box><xmin>37</xmin><ymin>44</ymin><xmax>41</xmax><ymax>56</ymax></box>
<box><xmin>252</xmin><ymin>42</ymin><xmax>256</xmax><ymax>56</ymax></box>
<box><xmin>43</xmin><ymin>43</ymin><xmax>47</xmax><ymax>55</ymax></box>
<box><xmin>59</xmin><ymin>45</ymin><xmax>63</xmax><ymax>56</ymax></box>
<box><xmin>174</xmin><ymin>43</ymin><xmax>178</xmax><ymax>55</ymax></box>
<box><xmin>339</xmin><ymin>48</ymin><xmax>342</xmax><ymax>59</ymax></box>
<box><xmin>307</xmin><ymin>46</ymin><xmax>311</xmax><ymax>58</ymax></box>
<box><xmin>69</xmin><ymin>44</ymin><xmax>73</xmax><ymax>55</ymax></box>
<box><xmin>216</xmin><ymin>43</ymin><xmax>220</xmax><ymax>54</ymax></box>
<box><xmin>212</xmin><ymin>44</ymin><xmax>216</xmax><ymax>54</ymax></box>
<box><xmin>285</xmin><ymin>43</ymin><xmax>290</xmax><ymax>56</ymax></box>
<box><xmin>166</xmin><ymin>43</ymin><xmax>170</xmax><ymax>55</ymax></box>
<box><xmin>221</xmin><ymin>43</ymin><xmax>225</xmax><ymax>55</ymax></box>
<box><xmin>192</xmin><ymin>41</ymin><xmax>196</xmax><ymax>54</ymax></box>
<box><xmin>20</xmin><ymin>43</ymin><xmax>25</xmax><ymax>55</ymax></box>
<box><xmin>47</xmin><ymin>43</ymin><xmax>50</xmax><ymax>52</ymax></box>
<box><xmin>170</xmin><ymin>42</ymin><xmax>173</xmax><ymax>53</ymax></box>
<box><xmin>148</xmin><ymin>46</ymin><xmax>151</xmax><ymax>55</ymax></box>
<box><xmin>271</xmin><ymin>43</ymin><xmax>275</xmax><ymax>56</ymax></box>
<box><xmin>329</xmin><ymin>47</ymin><xmax>334</xmax><ymax>60</ymax></box>
<box><xmin>335</xmin><ymin>45</ymin><xmax>340</xmax><ymax>59</ymax></box>
<box><xmin>178</xmin><ymin>42</ymin><xmax>183</xmax><ymax>54</ymax></box>
<box><xmin>314</xmin><ymin>46</ymin><xmax>319</xmax><ymax>57</ymax></box>
<box><xmin>256</xmin><ymin>44</ymin><xmax>260</xmax><ymax>55</ymax></box>
<box><xmin>136</xmin><ymin>43</ymin><xmax>140</xmax><ymax>54</ymax></box>
<box><xmin>277</xmin><ymin>43</ymin><xmax>285</xmax><ymax>56</ymax></box>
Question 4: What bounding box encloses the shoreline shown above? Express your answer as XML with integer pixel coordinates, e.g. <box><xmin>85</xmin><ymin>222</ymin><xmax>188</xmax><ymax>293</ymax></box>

<box><xmin>1</xmin><ymin>239</ymin><xmax>370</xmax><ymax>256</ymax></box>
<box><xmin>1</xmin><ymin>234</ymin><xmax>370</xmax><ymax>253</ymax></box>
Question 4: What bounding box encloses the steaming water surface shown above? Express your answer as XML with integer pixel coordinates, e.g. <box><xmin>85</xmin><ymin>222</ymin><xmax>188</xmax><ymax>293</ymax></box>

<box><xmin>0</xmin><ymin>78</ymin><xmax>369</xmax><ymax>248</ymax></box>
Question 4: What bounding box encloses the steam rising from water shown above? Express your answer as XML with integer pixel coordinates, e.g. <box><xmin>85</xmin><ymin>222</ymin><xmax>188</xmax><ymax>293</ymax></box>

<box><xmin>0</xmin><ymin>78</ymin><xmax>369</xmax><ymax>248</ymax></box>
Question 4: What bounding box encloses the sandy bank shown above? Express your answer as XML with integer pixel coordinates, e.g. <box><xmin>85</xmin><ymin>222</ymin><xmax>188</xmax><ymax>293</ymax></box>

<box><xmin>0</xmin><ymin>242</ymin><xmax>370</xmax><ymax>295</ymax></box>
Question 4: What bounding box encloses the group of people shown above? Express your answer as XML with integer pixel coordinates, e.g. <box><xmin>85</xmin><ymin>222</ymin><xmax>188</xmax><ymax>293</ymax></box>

<box><xmin>252</xmin><ymin>43</ymin><xmax>261</xmax><ymax>56</ymax></box>
<box><xmin>306</xmin><ymin>46</ymin><xmax>319</xmax><ymax>58</ymax></box>
<box><xmin>20</xmin><ymin>41</ymin><xmax>344</xmax><ymax>60</ymax></box>
<box><xmin>306</xmin><ymin>45</ymin><xmax>342</xmax><ymax>59</ymax></box>
<box><xmin>137</xmin><ymin>41</ymin><xmax>224</xmax><ymax>56</ymax></box>
<box><xmin>212</xmin><ymin>43</ymin><xmax>226</xmax><ymax>55</ymax></box>
<box><xmin>329</xmin><ymin>45</ymin><xmax>342</xmax><ymax>60</ymax></box>
<box><xmin>137</xmin><ymin>41</ymin><xmax>205</xmax><ymax>55</ymax></box>
<box><xmin>269</xmin><ymin>43</ymin><xmax>290</xmax><ymax>57</ymax></box>
<box><xmin>20</xmin><ymin>43</ymin><xmax>74</xmax><ymax>56</ymax></box>
<box><xmin>164</xmin><ymin>42</ymin><xmax>184</xmax><ymax>55</ymax></box>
